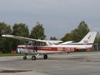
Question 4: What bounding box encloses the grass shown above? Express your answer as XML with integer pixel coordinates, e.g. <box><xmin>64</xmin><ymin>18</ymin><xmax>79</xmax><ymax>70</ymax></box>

<box><xmin>0</xmin><ymin>53</ymin><xmax>24</xmax><ymax>57</ymax></box>
<box><xmin>0</xmin><ymin>50</ymin><xmax>100</xmax><ymax>57</ymax></box>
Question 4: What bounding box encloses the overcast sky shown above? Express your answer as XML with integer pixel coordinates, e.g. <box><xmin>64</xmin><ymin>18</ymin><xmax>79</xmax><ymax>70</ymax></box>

<box><xmin>0</xmin><ymin>0</ymin><xmax>100</xmax><ymax>39</ymax></box>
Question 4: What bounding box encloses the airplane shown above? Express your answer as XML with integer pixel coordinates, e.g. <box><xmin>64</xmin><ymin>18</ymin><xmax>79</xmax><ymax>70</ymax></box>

<box><xmin>2</xmin><ymin>31</ymin><xmax>97</xmax><ymax>60</ymax></box>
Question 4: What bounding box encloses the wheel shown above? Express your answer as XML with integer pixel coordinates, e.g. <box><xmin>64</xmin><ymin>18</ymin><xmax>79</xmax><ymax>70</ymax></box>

<box><xmin>23</xmin><ymin>56</ymin><xmax>27</xmax><ymax>60</ymax></box>
<box><xmin>43</xmin><ymin>54</ymin><xmax>48</xmax><ymax>59</ymax></box>
<box><xmin>32</xmin><ymin>56</ymin><xmax>36</xmax><ymax>60</ymax></box>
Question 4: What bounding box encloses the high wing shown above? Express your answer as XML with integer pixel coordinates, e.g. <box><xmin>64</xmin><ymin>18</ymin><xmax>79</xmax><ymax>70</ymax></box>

<box><xmin>2</xmin><ymin>34</ymin><xmax>36</xmax><ymax>41</ymax></box>
<box><xmin>2</xmin><ymin>34</ymin><xmax>62</xmax><ymax>44</ymax></box>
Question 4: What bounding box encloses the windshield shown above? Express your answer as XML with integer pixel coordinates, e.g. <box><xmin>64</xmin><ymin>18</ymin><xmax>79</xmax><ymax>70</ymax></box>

<box><xmin>27</xmin><ymin>41</ymin><xmax>34</xmax><ymax>45</ymax></box>
<box><xmin>48</xmin><ymin>42</ymin><xmax>53</xmax><ymax>45</ymax></box>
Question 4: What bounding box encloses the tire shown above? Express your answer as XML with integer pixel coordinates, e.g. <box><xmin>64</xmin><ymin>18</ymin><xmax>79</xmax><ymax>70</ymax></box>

<box><xmin>23</xmin><ymin>56</ymin><xmax>27</xmax><ymax>60</ymax></box>
<box><xmin>43</xmin><ymin>55</ymin><xmax>48</xmax><ymax>59</ymax></box>
<box><xmin>32</xmin><ymin>56</ymin><xmax>36</xmax><ymax>60</ymax></box>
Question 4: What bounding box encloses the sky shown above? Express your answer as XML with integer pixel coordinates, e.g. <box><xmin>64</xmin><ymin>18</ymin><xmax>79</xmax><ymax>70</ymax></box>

<box><xmin>0</xmin><ymin>0</ymin><xmax>100</xmax><ymax>39</ymax></box>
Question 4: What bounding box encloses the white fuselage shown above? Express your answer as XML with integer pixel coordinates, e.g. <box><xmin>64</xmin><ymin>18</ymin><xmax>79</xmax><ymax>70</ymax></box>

<box><xmin>17</xmin><ymin>44</ymin><xmax>92</xmax><ymax>54</ymax></box>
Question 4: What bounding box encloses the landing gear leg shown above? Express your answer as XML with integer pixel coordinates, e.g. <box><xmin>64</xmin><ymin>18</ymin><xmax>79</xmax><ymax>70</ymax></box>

<box><xmin>23</xmin><ymin>54</ymin><xmax>27</xmax><ymax>60</ymax></box>
<box><xmin>43</xmin><ymin>54</ymin><xmax>48</xmax><ymax>59</ymax></box>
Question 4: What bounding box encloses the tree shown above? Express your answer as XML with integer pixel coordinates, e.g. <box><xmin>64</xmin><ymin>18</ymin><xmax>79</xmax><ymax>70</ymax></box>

<box><xmin>30</xmin><ymin>22</ymin><xmax>46</xmax><ymax>39</ymax></box>
<box><xmin>71</xmin><ymin>21</ymin><xmax>90</xmax><ymax>42</ymax></box>
<box><xmin>0</xmin><ymin>22</ymin><xmax>12</xmax><ymax>53</ymax></box>
<box><xmin>13</xmin><ymin>23</ymin><xmax>29</xmax><ymax>37</ymax></box>
<box><xmin>61</xmin><ymin>21</ymin><xmax>90</xmax><ymax>42</ymax></box>
<box><xmin>61</xmin><ymin>33</ymin><xmax>72</xmax><ymax>42</ymax></box>
<box><xmin>50</xmin><ymin>36</ymin><xmax>57</xmax><ymax>40</ymax></box>
<box><xmin>12</xmin><ymin>23</ymin><xmax>29</xmax><ymax>50</ymax></box>
<box><xmin>94</xmin><ymin>32</ymin><xmax>100</xmax><ymax>43</ymax></box>
<box><xmin>0</xmin><ymin>22</ymin><xmax>12</xmax><ymax>36</ymax></box>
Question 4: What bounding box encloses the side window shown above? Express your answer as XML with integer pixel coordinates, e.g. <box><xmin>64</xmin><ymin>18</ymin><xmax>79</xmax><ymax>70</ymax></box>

<box><xmin>37</xmin><ymin>42</ymin><xmax>40</xmax><ymax>46</ymax></box>
<box><xmin>40</xmin><ymin>42</ymin><xmax>46</xmax><ymax>46</ymax></box>
<box><xmin>42</xmin><ymin>42</ymin><xmax>46</xmax><ymax>46</ymax></box>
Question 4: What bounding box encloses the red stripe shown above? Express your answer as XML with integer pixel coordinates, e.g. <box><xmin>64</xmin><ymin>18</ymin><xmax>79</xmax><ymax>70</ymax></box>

<box><xmin>87</xmin><ymin>47</ymin><xmax>92</xmax><ymax>50</ymax></box>
<box><xmin>18</xmin><ymin>46</ymin><xmax>77</xmax><ymax>52</ymax></box>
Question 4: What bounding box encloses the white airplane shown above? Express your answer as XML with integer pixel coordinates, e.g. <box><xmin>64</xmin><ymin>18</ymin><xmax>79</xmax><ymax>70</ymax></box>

<box><xmin>2</xmin><ymin>31</ymin><xmax>97</xmax><ymax>60</ymax></box>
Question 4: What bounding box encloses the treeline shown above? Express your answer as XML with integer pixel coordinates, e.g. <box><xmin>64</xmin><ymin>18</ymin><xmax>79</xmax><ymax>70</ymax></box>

<box><xmin>0</xmin><ymin>22</ymin><xmax>46</xmax><ymax>53</ymax></box>
<box><xmin>0</xmin><ymin>21</ymin><xmax>100</xmax><ymax>53</ymax></box>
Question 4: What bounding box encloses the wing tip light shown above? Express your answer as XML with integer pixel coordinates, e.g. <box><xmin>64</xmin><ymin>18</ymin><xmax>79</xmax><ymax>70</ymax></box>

<box><xmin>2</xmin><ymin>34</ymin><xmax>14</xmax><ymax>37</ymax></box>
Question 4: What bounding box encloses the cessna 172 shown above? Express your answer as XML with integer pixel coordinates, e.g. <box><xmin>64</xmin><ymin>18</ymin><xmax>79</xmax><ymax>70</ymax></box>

<box><xmin>2</xmin><ymin>31</ymin><xmax>97</xmax><ymax>60</ymax></box>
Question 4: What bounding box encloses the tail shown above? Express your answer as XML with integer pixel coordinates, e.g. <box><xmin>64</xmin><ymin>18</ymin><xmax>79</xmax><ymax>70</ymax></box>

<box><xmin>79</xmin><ymin>31</ymin><xmax>97</xmax><ymax>44</ymax></box>
<box><xmin>60</xmin><ymin>31</ymin><xmax>97</xmax><ymax>51</ymax></box>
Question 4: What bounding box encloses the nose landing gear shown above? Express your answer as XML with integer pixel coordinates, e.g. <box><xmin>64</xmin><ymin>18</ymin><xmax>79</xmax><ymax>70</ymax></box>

<box><xmin>23</xmin><ymin>54</ymin><xmax>27</xmax><ymax>60</ymax></box>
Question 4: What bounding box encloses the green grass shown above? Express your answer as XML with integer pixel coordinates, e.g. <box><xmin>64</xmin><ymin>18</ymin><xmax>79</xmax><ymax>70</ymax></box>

<box><xmin>0</xmin><ymin>53</ymin><xmax>24</xmax><ymax>57</ymax></box>
<box><xmin>0</xmin><ymin>50</ymin><xmax>100</xmax><ymax>57</ymax></box>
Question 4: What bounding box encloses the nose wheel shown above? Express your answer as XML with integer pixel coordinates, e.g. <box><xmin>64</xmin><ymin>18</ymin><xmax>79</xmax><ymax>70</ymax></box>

<box><xmin>31</xmin><ymin>54</ymin><xmax>39</xmax><ymax>60</ymax></box>
<box><xmin>23</xmin><ymin>56</ymin><xmax>27</xmax><ymax>60</ymax></box>
<box><xmin>32</xmin><ymin>56</ymin><xmax>36</xmax><ymax>60</ymax></box>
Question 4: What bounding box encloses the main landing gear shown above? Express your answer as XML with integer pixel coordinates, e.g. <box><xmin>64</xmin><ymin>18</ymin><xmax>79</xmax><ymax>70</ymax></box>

<box><xmin>43</xmin><ymin>54</ymin><xmax>48</xmax><ymax>59</ymax></box>
<box><xmin>23</xmin><ymin>54</ymin><xmax>48</xmax><ymax>60</ymax></box>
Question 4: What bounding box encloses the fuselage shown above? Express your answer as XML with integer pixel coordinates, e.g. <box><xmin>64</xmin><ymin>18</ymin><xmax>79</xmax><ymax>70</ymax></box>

<box><xmin>17</xmin><ymin>43</ymin><xmax>92</xmax><ymax>54</ymax></box>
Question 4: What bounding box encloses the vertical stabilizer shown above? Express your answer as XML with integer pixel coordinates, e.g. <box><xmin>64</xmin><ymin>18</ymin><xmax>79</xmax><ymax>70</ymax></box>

<box><xmin>79</xmin><ymin>32</ymin><xmax>97</xmax><ymax>44</ymax></box>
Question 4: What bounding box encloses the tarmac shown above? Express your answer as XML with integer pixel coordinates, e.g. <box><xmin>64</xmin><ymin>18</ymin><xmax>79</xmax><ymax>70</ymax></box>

<box><xmin>0</xmin><ymin>52</ymin><xmax>100</xmax><ymax>75</ymax></box>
